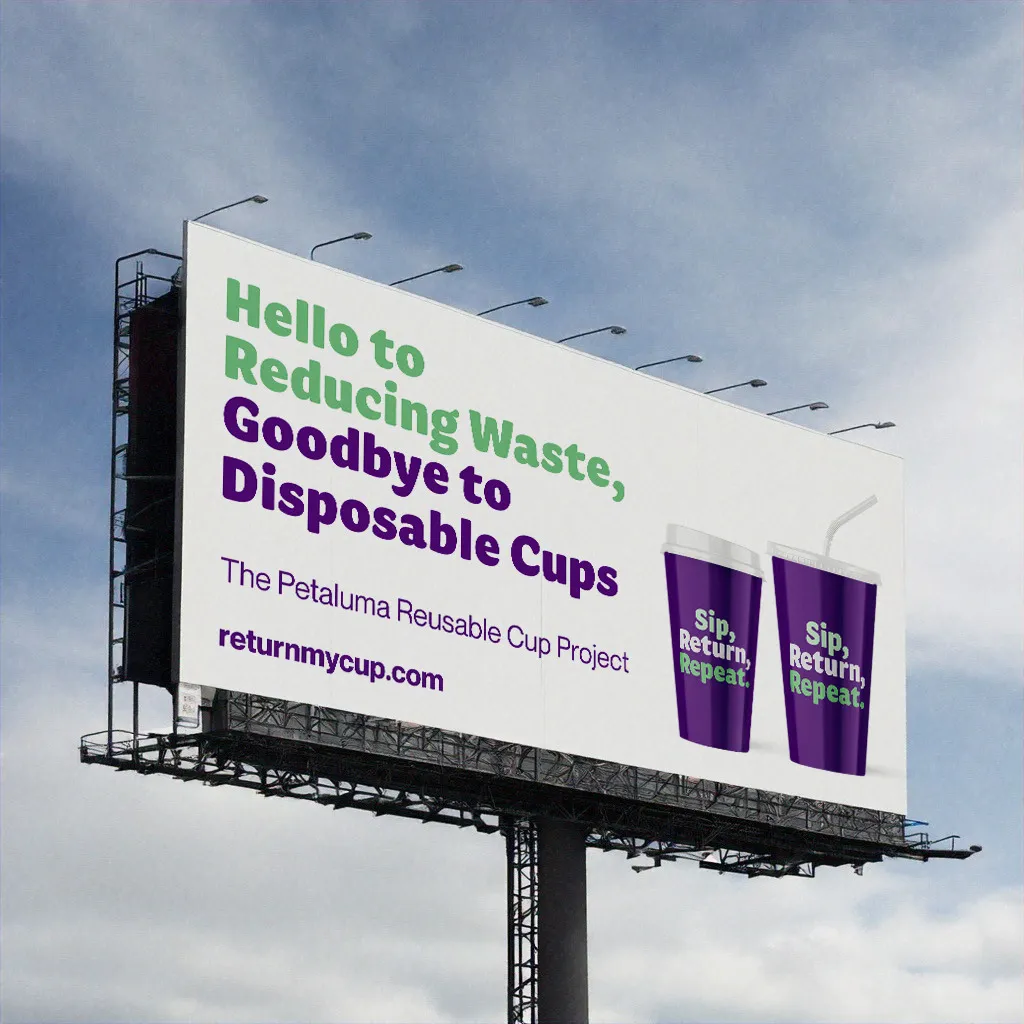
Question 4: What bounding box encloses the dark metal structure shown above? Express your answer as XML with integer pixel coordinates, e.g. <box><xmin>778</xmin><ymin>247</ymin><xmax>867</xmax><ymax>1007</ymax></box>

<box><xmin>86</xmin><ymin>252</ymin><xmax>980</xmax><ymax>1024</ymax></box>
<box><xmin>107</xmin><ymin>250</ymin><xmax>181</xmax><ymax>746</ymax></box>
<box><xmin>503</xmin><ymin>816</ymin><xmax>539</xmax><ymax>1023</ymax></box>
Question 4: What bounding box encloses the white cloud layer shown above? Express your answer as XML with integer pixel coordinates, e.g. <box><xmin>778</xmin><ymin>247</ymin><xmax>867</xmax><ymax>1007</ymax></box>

<box><xmin>3</xmin><ymin>559</ymin><xmax>1021</xmax><ymax>1022</ymax></box>
<box><xmin>3</xmin><ymin>667</ymin><xmax>1022</xmax><ymax>1023</ymax></box>
<box><xmin>4</xmin><ymin>743</ymin><xmax>1023</xmax><ymax>1023</ymax></box>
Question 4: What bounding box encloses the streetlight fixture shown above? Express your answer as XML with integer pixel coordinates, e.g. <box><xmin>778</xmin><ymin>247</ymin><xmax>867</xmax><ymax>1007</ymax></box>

<box><xmin>193</xmin><ymin>195</ymin><xmax>268</xmax><ymax>222</ymax></box>
<box><xmin>704</xmin><ymin>378</ymin><xmax>767</xmax><ymax>395</ymax></box>
<box><xmin>555</xmin><ymin>325</ymin><xmax>626</xmax><ymax>344</ymax></box>
<box><xmin>767</xmin><ymin>402</ymin><xmax>829</xmax><ymax>417</ymax></box>
<box><xmin>829</xmin><ymin>421</ymin><xmax>896</xmax><ymax>436</ymax></box>
<box><xmin>310</xmin><ymin>232</ymin><xmax>372</xmax><ymax>261</ymax></box>
<box><xmin>635</xmin><ymin>354</ymin><xmax>703</xmax><ymax>371</ymax></box>
<box><xmin>390</xmin><ymin>264</ymin><xmax>463</xmax><ymax>287</ymax></box>
<box><xmin>478</xmin><ymin>296</ymin><xmax>548</xmax><ymax>317</ymax></box>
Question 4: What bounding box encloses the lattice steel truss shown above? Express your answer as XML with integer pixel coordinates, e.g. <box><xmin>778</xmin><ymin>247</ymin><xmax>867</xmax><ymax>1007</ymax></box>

<box><xmin>209</xmin><ymin>692</ymin><xmax>913</xmax><ymax>859</ymax></box>
<box><xmin>503</xmin><ymin>816</ymin><xmax>539</xmax><ymax>1024</ymax></box>
<box><xmin>83</xmin><ymin>691</ymin><xmax>977</xmax><ymax>872</ymax></box>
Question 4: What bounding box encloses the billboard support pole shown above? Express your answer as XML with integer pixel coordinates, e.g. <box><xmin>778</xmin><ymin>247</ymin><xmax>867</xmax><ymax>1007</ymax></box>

<box><xmin>537</xmin><ymin>817</ymin><xmax>589</xmax><ymax>1023</ymax></box>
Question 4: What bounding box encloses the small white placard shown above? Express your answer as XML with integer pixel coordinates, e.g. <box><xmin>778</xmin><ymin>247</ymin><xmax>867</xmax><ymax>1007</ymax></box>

<box><xmin>176</xmin><ymin>681</ymin><xmax>202</xmax><ymax>730</ymax></box>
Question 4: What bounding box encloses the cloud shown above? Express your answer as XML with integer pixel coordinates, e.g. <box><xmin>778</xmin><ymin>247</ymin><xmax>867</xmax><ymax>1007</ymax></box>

<box><xmin>0</xmin><ymin>467</ymin><xmax>107</xmax><ymax>541</ymax></box>
<box><xmin>589</xmin><ymin>856</ymin><xmax>1023</xmax><ymax>1022</ymax></box>
<box><xmin>4</xmin><ymin>701</ymin><xmax>1022</xmax><ymax>1022</ymax></box>
<box><xmin>4</xmin><ymin>657</ymin><xmax>1022</xmax><ymax>1024</ymax></box>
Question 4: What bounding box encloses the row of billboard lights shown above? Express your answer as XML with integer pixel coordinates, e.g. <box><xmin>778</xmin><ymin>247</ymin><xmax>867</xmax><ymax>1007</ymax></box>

<box><xmin>192</xmin><ymin>195</ymin><xmax>895</xmax><ymax>438</ymax></box>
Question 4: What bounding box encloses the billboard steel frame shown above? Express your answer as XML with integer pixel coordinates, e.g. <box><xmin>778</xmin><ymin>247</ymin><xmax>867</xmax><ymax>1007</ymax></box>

<box><xmin>83</xmin><ymin>692</ymin><xmax>976</xmax><ymax>873</ymax></box>
<box><xmin>89</xmin><ymin>252</ymin><xmax>979</xmax><ymax>1024</ymax></box>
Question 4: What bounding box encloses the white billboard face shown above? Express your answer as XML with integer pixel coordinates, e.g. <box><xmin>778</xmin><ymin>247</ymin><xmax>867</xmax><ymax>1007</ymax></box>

<box><xmin>178</xmin><ymin>223</ymin><xmax>907</xmax><ymax>813</ymax></box>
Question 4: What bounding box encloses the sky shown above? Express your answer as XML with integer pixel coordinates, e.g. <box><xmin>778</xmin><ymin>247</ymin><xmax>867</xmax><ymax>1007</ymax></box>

<box><xmin>1</xmin><ymin>2</ymin><xmax>1022</xmax><ymax>1022</ymax></box>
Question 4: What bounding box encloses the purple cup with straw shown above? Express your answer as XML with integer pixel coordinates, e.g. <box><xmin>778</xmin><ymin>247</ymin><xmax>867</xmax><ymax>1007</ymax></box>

<box><xmin>770</xmin><ymin>497</ymin><xmax>881</xmax><ymax>775</ymax></box>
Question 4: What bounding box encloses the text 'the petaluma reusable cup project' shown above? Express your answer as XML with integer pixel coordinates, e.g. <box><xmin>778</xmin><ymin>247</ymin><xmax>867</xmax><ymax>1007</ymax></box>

<box><xmin>770</xmin><ymin>496</ymin><xmax>881</xmax><ymax>776</ymax></box>
<box><xmin>663</xmin><ymin>525</ymin><xmax>763</xmax><ymax>752</ymax></box>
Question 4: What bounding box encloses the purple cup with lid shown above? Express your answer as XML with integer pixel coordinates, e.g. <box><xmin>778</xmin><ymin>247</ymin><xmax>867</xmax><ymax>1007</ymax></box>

<box><xmin>664</xmin><ymin>525</ymin><xmax>763</xmax><ymax>752</ymax></box>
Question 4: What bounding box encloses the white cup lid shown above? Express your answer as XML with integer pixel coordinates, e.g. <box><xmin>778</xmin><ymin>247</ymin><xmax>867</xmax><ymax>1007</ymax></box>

<box><xmin>768</xmin><ymin>542</ymin><xmax>881</xmax><ymax>586</ymax></box>
<box><xmin>663</xmin><ymin>524</ymin><xmax>762</xmax><ymax>577</ymax></box>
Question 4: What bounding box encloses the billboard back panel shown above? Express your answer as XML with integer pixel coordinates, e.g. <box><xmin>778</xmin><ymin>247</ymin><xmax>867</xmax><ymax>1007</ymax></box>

<box><xmin>177</xmin><ymin>223</ymin><xmax>907</xmax><ymax>813</ymax></box>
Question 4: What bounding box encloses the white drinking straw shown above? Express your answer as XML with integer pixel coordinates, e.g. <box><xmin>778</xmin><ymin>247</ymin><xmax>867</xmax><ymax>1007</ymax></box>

<box><xmin>823</xmin><ymin>495</ymin><xmax>878</xmax><ymax>557</ymax></box>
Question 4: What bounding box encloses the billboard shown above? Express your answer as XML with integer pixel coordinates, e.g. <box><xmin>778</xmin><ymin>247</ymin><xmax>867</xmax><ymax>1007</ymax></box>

<box><xmin>176</xmin><ymin>223</ymin><xmax>907</xmax><ymax>814</ymax></box>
